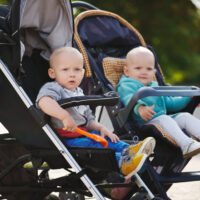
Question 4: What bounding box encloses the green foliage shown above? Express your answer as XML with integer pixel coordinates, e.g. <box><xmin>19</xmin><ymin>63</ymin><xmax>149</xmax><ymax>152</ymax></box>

<box><xmin>0</xmin><ymin>0</ymin><xmax>8</xmax><ymax>5</ymax></box>
<box><xmin>85</xmin><ymin>0</ymin><xmax>200</xmax><ymax>85</ymax></box>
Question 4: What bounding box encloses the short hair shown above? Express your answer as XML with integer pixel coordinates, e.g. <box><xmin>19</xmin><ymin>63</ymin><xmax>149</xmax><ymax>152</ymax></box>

<box><xmin>126</xmin><ymin>46</ymin><xmax>154</xmax><ymax>61</ymax></box>
<box><xmin>49</xmin><ymin>46</ymin><xmax>83</xmax><ymax>68</ymax></box>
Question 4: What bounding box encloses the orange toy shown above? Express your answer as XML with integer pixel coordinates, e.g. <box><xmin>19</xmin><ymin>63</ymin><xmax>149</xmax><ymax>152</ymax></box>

<box><xmin>76</xmin><ymin>128</ymin><xmax>108</xmax><ymax>148</ymax></box>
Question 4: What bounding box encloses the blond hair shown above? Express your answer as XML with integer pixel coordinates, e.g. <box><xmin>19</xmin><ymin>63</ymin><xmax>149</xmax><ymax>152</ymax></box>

<box><xmin>126</xmin><ymin>46</ymin><xmax>154</xmax><ymax>68</ymax></box>
<box><xmin>126</xmin><ymin>46</ymin><xmax>154</xmax><ymax>59</ymax></box>
<box><xmin>49</xmin><ymin>46</ymin><xmax>83</xmax><ymax>68</ymax></box>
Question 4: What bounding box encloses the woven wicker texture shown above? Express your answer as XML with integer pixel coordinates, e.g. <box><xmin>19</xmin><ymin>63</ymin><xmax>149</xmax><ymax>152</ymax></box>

<box><xmin>102</xmin><ymin>57</ymin><xmax>126</xmax><ymax>89</ymax></box>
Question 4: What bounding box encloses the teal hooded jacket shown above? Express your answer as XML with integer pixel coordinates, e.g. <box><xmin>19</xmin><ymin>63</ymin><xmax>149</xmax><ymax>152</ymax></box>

<box><xmin>117</xmin><ymin>75</ymin><xmax>191</xmax><ymax>125</ymax></box>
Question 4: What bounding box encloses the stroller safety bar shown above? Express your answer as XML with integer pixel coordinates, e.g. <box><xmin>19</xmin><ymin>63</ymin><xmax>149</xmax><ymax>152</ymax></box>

<box><xmin>117</xmin><ymin>85</ymin><xmax>200</xmax><ymax>127</ymax></box>
<box><xmin>0</xmin><ymin>59</ymin><xmax>106</xmax><ymax>200</ymax></box>
<box><xmin>58</xmin><ymin>91</ymin><xmax>119</xmax><ymax>108</ymax></box>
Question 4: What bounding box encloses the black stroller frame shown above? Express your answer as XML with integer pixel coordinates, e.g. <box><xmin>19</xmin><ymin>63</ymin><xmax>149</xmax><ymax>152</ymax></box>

<box><xmin>0</xmin><ymin>1</ymin><xmax>163</xmax><ymax>200</ymax></box>
<box><xmin>73</xmin><ymin>2</ymin><xmax>200</xmax><ymax>199</ymax></box>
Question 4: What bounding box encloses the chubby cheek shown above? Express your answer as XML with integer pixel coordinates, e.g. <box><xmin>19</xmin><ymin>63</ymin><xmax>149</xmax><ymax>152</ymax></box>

<box><xmin>77</xmin><ymin>74</ymin><xmax>84</xmax><ymax>82</ymax></box>
<box><xmin>149</xmin><ymin>74</ymin><xmax>155</xmax><ymax>81</ymax></box>
<box><xmin>127</xmin><ymin>72</ymin><xmax>137</xmax><ymax>79</ymax></box>
<box><xmin>56</xmin><ymin>75</ymin><xmax>68</xmax><ymax>84</ymax></box>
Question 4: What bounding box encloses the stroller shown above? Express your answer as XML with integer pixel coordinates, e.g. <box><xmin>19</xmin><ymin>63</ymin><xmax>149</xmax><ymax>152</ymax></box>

<box><xmin>73</xmin><ymin>2</ymin><xmax>200</xmax><ymax>200</ymax></box>
<box><xmin>0</xmin><ymin>1</ymin><xmax>164</xmax><ymax>200</ymax></box>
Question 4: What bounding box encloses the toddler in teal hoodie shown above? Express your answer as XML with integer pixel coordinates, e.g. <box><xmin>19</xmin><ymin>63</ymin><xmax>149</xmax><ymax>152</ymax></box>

<box><xmin>117</xmin><ymin>46</ymin><xmax>200</xmax><ymax>158</ymax></box>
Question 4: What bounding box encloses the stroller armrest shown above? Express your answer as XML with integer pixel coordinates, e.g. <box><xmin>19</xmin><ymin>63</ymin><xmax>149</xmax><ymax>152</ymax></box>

<box><xmin>117</xmin><ymin>86</ymin><xmax>200</xmax><ymax>127</ymax></box>
<box><xmin>58</xmin><ymin>91</ymin><xmax>119</xmax><ymax>108</ymax></box>
<box><xmin>33</xmin><ymin>92</ymin><xmax>119</xmax><ymax>126</ymax></box>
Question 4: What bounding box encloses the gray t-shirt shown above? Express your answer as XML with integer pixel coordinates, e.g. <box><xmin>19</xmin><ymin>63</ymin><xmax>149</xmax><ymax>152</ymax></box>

<box><xmin>36</xmin><ymin>81</ymin><xmax>95</xmax><ymax>129</ymax></box>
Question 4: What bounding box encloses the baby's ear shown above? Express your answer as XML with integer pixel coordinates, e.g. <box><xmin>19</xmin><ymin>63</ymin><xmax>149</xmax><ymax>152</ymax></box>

<box><xmin>123</xmin><ymin>64</ymin><xmax>129</xmax><ymax>76</ymax></box>
<box><xmin>48</xmin><ymin>68</ymin><xmax>55</xmax><ymax>79</ymax></box>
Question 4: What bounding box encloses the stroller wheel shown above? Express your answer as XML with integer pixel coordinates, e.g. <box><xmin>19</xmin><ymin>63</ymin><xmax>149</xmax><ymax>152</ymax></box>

<box><xmin>59</xmin><ymin>192</ymin><xmax>85</xmax><ymax>200</ymax></box>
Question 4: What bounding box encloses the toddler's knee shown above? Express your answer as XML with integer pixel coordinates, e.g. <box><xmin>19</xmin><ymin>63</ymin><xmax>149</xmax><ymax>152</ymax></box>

<box><xmin>157</xmin><ymin>115</ymin><xmax>172</xmax><ymax>121</ymax></box>
<box><xmin>178</xmin><ymin>112</ymin><xmax>192</xmax><ymax>119</ymax></box>
<box><xmin>150</xmin><ymin>115</ymin><xmax>173</xmax><ymax>125</ymax></box>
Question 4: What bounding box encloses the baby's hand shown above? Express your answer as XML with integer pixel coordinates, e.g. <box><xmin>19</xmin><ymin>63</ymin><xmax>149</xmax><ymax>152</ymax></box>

<box><xmin>138</xmin><ymin>105</ymin><xmax>156</xmax><ymax>121</ymax></box>
<box><xmin>100</xmin><ymin>126</ymin><xmax>120</xmax><ymax>143</ymax></box>
<box><xmin>62</xmin><ymin>115</ymin><xmax>77</xmax><ymax>132</ymax></box>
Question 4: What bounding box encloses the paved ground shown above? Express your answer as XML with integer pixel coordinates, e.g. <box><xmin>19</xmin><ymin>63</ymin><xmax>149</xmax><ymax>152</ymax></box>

<box><xmin>167</xmin><ymin>154</ymin><xmax>200</xmax><ymax>200</ymax></box>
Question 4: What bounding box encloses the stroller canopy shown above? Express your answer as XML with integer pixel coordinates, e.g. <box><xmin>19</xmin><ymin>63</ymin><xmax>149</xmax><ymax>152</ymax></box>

<box><xmin>1</xmin><ymin>0</ymin><xmax>73</xmax><ymax>74</ymax></box>
<box><xmin>74</xmin><ymin>10</ymin><xmax>164</xmax><ymax>90</ymax></box>
<box><xmin>20</xmin><ymin>0</ymin><xmax>73</xmax><ymax>60</ymax></box>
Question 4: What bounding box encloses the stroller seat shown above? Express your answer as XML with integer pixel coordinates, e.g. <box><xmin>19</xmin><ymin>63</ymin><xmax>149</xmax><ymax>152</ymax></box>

<box><xmin>0</xmin><ymin>55</ymin><xmax>123</xmax><ymax>199</ymax></box>
<box><xmin>102</xmin><ymin>56</ymin><xmax>182</xmax><ymax>147</ymax></box>
<box><xmin>102</xmin><ymin>56</ymin><xmax>200</xmax><ymax>146</ymax></box>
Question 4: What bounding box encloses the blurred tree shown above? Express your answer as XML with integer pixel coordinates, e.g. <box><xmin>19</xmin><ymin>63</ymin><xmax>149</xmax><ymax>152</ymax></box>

<box><xmin>85</xmin><ymin>0</ymin><xmax>200</xmax><ymax>85</ymax></box>
<box><xmin>0</xmin><ymin>0</ymin><xmax>8</xmax><ymax>5</ymax></box>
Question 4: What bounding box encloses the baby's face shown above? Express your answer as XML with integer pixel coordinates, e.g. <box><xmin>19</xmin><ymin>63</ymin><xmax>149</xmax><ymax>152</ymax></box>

<box><xmin>124</xmin><ymin>52</ymin><xmax>156</xmax><ymax>86</ymax></box>
<box><xmin>49</xmin><ymin>51</ymin><xmax>84</xmax><ymax>91</ymax></box>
